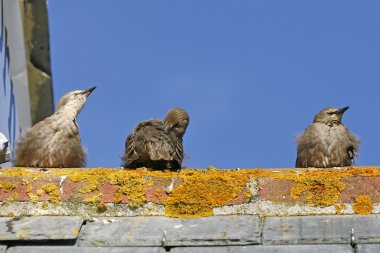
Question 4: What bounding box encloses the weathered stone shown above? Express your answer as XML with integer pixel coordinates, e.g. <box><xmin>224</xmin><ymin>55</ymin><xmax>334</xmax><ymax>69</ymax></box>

<box><xmin>0</xmin><ymin>216</ymin><xmax>83</xmax><ymax>241</ymax></box>
<box><xmin>170</xmin><ymin>245</ymin><xmax>353</xmax><ymax>253</ymax></box>
<box><xmin>165</xmin><ymin>215</ymin><xmax>261</xmax><ymax>246</ymax></box>
<box><xmin>7</xmin><ymin>247</ymin><xmax>165</xmax><ymax>253</ymax></box>
<box><xmin>263</xmin><ymin>215</ymin><xmax>380</xmax><ymax>244</ymax></box>
<box><xmin>356</xmin><ymin>244</ymin><xmax>380</xmax><ymax>253</ymax></box>
<box><xmin>77</xmin><ymin>217</ymin><xmax>173</xmax><ymax>247</ymax></box>
<box><xmin>339</xmin><ymin>177</ymin><xmax>380</xmax><ymax>203</ymax></box>
<box><xmin>0</xmin><ymin>246</ymin><xmax>6</xmax><ymax>253</ymax></box>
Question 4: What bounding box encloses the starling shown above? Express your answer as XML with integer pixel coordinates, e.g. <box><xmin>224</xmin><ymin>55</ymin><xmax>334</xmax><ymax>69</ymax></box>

<box><xmin>123</xmin><ymin>107</ymin><xmax>189</xmax><ymax>171</ymax></box>
<box><xmin>296</xmin><ymin>107</ymin><xmax>360</xmax><ymax>168</ymax></box>
<box><xmin>14</xmin><ymin>86</ymin><xmax>96</xmax><ymax>168</ymax></box>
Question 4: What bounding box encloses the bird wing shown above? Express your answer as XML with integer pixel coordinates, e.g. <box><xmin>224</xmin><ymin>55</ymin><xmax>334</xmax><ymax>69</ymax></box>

<box><xmin>123</xmin><ymin>120</ymin><xmax>176</xmax><ymax>167</ymax></box>
<box><xmin>345</xmin><ymin>129</ymin><xmax>361</xmax><ymax>162</ymax></box>
<box><xmin>295</xmin><ymin>125</ymin><xmax>320</xmax><ymax>168</ymax></box>
<box><xmin>170</xmin><ymin>135</ymin><xmax>183</xmax><ymax>166</ymax></box>
<box><xmin>14</xmin><ymin>115</ymin><xmax>86</xmax><ymax>168</ymax></box>
<box><xmin>143</xmin><ymin>126</ymin><xmax>176</xmax><ymax>161</ymax></box>
<box><xmin>124</xmin><ymin>133</ymin><xmax>140</xmax><ymax>165</ymax></box>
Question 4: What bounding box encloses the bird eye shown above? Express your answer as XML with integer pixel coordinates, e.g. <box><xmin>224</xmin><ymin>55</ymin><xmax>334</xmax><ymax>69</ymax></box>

<box><xmin>327</xmin><ymin>112</ymin><xmax>335</xmax><ymax>115</ymax></box>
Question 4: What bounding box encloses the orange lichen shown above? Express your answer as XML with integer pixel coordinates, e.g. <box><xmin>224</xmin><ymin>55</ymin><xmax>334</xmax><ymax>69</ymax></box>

<box><xmin>353</xmin><ymin>195</ymin><xmax>373</xmax><ymax>215</ymax></box>
<box><xmin>42</xmin><ymin>183</ymin><xmax>61</xmax><ymax>205</ymax></box>
<box><xmin>2</xmin><ymin>166</ymin><xmax>380</xmax><ymax>217</ymax></box>
<box><xmin>165</xmin><ymin>169</ymin><xmax>251</xmax><ymax>218</ymax></box>
<box><xmin>289</xmin><ymin>170</ymin><xmax>347</xmax><ymax>206</ymax></box>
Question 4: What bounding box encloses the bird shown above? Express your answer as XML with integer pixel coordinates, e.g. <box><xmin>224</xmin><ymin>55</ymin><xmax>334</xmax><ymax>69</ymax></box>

<box><xmin>123</xmin><ymin>107</ymin><xmax>190</xmax><ymax>171</ymax></box>
<box><xmin>14</xmin><ymin>86</ymin><xmax>96</xmax><ymax>168</ymax></box>
<box><xmin>296</xmin><ymin>106</ymin><xmax>360</xmax><ymax>168</ymax></box>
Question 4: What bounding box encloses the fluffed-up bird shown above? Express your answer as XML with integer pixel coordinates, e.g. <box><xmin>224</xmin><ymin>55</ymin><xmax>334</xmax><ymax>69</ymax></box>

<box><xmin>296</xmin><ymin>107</ymin><xmax>360</xmax><ymax>168</ymax></box>
<box><xmin>123</xmin><ymin>107</ymin><xmax>190</xmax><ymax>171</ymax></box>
<box><xmin>14</xmin><ymin>86</ymin><xmax>96</xmax><ymax>168</ymax></box>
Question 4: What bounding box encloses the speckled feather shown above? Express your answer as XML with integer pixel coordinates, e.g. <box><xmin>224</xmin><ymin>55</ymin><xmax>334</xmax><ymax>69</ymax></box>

<box><xmin>14</xmin><ymin>87</ymin><xmax>95</xmax><ymax>168</ymax></box>
<box><xmin>123</xmin><ymin>108</ymin><xmax>189</xmax><ymax>170</ymax></box>
<box><xmin>296</xmin><ymin>107</ymin><xmax>360</xmax><ymax>168</ymax></box>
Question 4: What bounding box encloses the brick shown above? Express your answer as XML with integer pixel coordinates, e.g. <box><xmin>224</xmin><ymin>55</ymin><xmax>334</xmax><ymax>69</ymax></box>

<box><xmin>7</xmin><ymin>247</ymin><xmax>165</xmax><ymax>253</ymax></box>
<box><xmin>0</xmin><ymin>216</ymin><xmax>83</xmax><ymax>241</ymax></box>
<box><xmin>263</xmin><ymin>215</ymin><xmax>380</xmax><ymax>244</ymax></box>
<box><xmin>170</xmin><ymin>245</ymin><xmax>353</xmax><ymax>253</ymax></box>
<box><xmin>339</xmin><ymin>177</ymin><xmax>380</xmax><ymax>203</ymax></box>
<box><xmin>258</xmin><ymin>178</ymin><xmax>298</xmax><ymax>203</ymax></box>
<box><xmin>165</xmin><ymin>215</ymin><xmax>261</xmax><ymax>246</ymax></box>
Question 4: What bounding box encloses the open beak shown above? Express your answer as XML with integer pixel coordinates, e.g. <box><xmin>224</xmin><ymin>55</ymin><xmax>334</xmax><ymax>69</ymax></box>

<box><xmin>337</xmin><ymin>106</ymin><xmax>349</xmax><ymax>114</ymax></box>
<box><xmin>80</xmin><ymin>86</ymin><xmax>96</xmax><ymax>96</ymax></box>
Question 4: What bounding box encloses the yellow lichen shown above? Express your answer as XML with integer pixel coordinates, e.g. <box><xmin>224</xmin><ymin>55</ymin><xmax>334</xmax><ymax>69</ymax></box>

<box><xmin>154</xmin><ymin>189</ymin><xmax>162</xmax><ymax>197</ymax></box>
<box><xmin>111</xmin><ymin>174</ymin><xmax>149</xmax><ymax>208</ymax></box>
<box><xmin>0</xmin><ymin>181</ymin><xmax>16</xmax><ymax>192</ymax></box>
<box><xmin>49</xmin><ymin>168</ymin><xmax>156</xmax><ymax>207</ymax></box>
<box><xmin>114</xmin><ymin>192</ymin><xmax>123</xmax><ymax>203</ymax></box>
<box><xmin>28</xmin><ymin>193</ymin><xmax>39</xmax><ymax>203</ymax></box>
<box><xmin>96</xmin><ymin>202</ymin><xmax>108</xmax><ymax>212</ymax></box>
<box><xmin>63</xmin><ymin>168</ymin><xmax>108</xmax><ymax>193</ymax></box>
<box><xmin>42</xmin><ymin>183</ymin><xmax>61</xmax><ymax>205</ymax></box>
<box><xmin>4</xmin><ymin>192</ymin><xmax>19</xmax><ymax>205</ymax></box>
<box><xmin>2</xmin><ymin>166</ymin><xmax>380</xmax><ymax>218</ymax></box>
<box><xmin>41</xmin><ymin>202</ymin><xmax>49</xmax><ymax>209</ymax></box>
<box><xmin>353</xmin><ymin>195</ymin><xmax>373</xmax><ymax>215</ymax></box>
<box><xmin>334</xmin><ymin>203</ymin><xmax>346</xmax><ymax>214</ymax></box>
<box><xmin>84</xmin><ymin>193</ymin><xmax>103</xmax><ymax>203</ymax></box>
<box><xmin>2</xmin><ymin>168</ymin><xmax>32</xmax><ymax>177</ymax></box>
<box><xmin>72</xmin><ymin>228</ymin><xmax>79</xmax><ymax>237</ymax></box>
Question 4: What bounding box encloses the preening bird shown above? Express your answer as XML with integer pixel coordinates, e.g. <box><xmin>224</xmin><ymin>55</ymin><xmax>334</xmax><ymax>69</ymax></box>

<box><xmin>296</xmin><ymin>107</ymin><xmax>360</xmax><ymax>168</ymax></box>
<box><xmin>123</xmin><ymin>108</ymin><xmax>189</xmax><ymax>171</ymax></box>
<box><xmin>14</xmin><ymin>86</ymin><xmax>96</xmax><ymax>168</ymax></box>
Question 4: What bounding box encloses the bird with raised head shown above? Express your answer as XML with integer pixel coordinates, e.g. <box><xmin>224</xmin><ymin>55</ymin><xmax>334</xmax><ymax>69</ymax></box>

<box><xmin>14</xmin><ymin>86</ymin><xmax>96</xmax><ymax>168</ymax></box>
<box><xmin>296</xmin><ymin>107</ymin><xmax>360</xmax><ymax>168</ymax></box>
<box><xmin>123</xmin><ymin>107</ymin><xmax>189</xmax><ymax>171</ymax></box>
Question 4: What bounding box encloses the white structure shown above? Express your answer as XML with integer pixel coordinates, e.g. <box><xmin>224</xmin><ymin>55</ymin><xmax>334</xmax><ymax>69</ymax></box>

<box><xmin>0</xmin><ymin>0</ymin><xmax>53</xmax><ymax>164</ymax></box>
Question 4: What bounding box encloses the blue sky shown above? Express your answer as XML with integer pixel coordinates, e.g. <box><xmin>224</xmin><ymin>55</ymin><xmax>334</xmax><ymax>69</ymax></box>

<box><xmin>47</xmin><ymin>1</ymin><xmax>380</xmax><ymax>168</ymax></box>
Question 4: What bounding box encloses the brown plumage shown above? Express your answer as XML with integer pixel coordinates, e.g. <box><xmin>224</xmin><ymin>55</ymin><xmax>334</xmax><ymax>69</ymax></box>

<box><xmin>123</xmin><ymin>108</ymin><xmax>190</xmax><ymax>171</ymax></box>
<box><xmin>14</xmin><ymin>86</ymin><xmax>96</xmax><ymax>168</ymax></box>
<box><xmin>296</xmin><ymin>107</ymin><xmax>360</xmax><ymax>168</ymax></box>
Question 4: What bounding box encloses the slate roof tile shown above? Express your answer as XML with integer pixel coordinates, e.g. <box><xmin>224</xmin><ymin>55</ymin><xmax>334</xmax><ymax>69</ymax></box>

<box><xmin>0</xmin><ymin>216</ymin><xmax>83</xmax><ymax>241</ymax></box>
<box><xmin>170</xmin><ymin>245</ymin><xmax>353</xmax><ymax>253</ymax></box>
<box><xmin>263</xmin><ymin>215</ymin><xmax>380</xmax><ymax>245</ymax></box>
<box><xmin>7</xmin><ymin>246</ymin><xmax>165</xmax><ymax>253</ymax></box>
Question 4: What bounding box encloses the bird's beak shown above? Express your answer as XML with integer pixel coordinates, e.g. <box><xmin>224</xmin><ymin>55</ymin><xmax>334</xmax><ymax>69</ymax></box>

<box><xmin>80</xmin><ymin>86</ymin><xmax>96</xmax><ymax>96</ymax></box>
<box><xmin>337</xmin><ymin>106</ymin><xmax>350</xmax><ymax>114</ymax></box>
